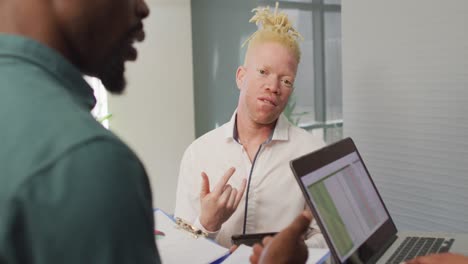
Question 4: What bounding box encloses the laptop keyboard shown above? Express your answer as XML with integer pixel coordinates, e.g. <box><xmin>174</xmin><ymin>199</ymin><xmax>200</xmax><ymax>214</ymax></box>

<box><xmin>386</xmin><ymin>236</ymin><xmax>455</xmax><ymax>264</ymax></box>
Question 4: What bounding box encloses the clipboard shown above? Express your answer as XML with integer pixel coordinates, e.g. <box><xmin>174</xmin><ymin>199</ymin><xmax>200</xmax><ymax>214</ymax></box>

<box><xmin>154</xmin><ymin>209</ymin><xmax>229</xmax><ymax>264</ymax></box>
<box><xmin>174</xmin><ymin>216</ymin><xmax>208</xmax><ymax>238</ymax></box>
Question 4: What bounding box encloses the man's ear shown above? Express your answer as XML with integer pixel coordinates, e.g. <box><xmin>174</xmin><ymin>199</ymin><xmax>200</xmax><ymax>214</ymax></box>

<box><xmin>236</xmin><ymin>66</ymin><xmax>246</xmax><ymax>90</ymax></box>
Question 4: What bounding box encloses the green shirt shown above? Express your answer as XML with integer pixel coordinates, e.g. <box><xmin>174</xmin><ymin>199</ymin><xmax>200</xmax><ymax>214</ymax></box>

<box><xmin>0</xmin><ymin>34</ymin><xmax>160</xmax><ymax>264</ymax></box>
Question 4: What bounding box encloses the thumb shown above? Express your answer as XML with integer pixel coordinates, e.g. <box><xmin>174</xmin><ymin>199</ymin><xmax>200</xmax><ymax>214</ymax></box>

<box><xmin>287</xmin><ymin>212</ymin><xmax>312</xmax><ymax>237</ymax></box>
<box><xmin>200</xmin><ymin>172</ymin><xmax>210</xmax><ymax>198</ymax></box>
<box><xmin>229</xmin><ymin>245</ymin><xmax>238</xmax><ymax>253</ymax></box>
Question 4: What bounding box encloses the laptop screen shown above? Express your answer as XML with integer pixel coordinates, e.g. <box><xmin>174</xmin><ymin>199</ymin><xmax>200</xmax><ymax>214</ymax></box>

<box><xmin>291</xmin><ymin>138</ymin><xmax>398</xmax><ymax>263</ymax></box>
<box><xmin>298</xmin><ymin>149</ymin><xmax>390</xmax><ymax>262</ymax></box>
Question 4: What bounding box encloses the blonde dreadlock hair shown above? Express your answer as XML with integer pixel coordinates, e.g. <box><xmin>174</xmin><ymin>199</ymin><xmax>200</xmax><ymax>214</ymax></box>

<box><xmin>243</xmin><ymin>2</ymin><xmax>303</xmax><ymax>63</ymax></box>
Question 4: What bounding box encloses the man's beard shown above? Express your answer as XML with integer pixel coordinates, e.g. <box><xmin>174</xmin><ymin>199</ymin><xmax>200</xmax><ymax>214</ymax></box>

<box><xmin>98</xmin><ymin>50</ymin><xmax>126</xmax><ymax>94</ymax></box>
<box><xmin>95</xmin><ymin>24</ymin><xmax>142</xmax><ymax>94</ymax></box>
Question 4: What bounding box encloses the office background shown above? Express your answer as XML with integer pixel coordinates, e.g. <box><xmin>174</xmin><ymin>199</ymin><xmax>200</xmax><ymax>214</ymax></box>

<box><xmin>99</xmin><ymin>0</ymin><xmax>468</xmax><ymax>233</ymax></box>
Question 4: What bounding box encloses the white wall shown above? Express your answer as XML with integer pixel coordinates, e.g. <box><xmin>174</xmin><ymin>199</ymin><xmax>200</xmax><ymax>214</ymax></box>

<box><xmin>108</xmin><ymin>0</ymin><xmax>194</xmax><ymax>213</ymax></box>
<box><xmin>342</xmin><ymin>0</ymin><xmax>468</xmax><ymax>231</ymax></box>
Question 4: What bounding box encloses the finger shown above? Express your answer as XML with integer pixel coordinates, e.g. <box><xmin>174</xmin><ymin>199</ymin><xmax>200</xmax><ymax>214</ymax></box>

<box><xmin>213</xmin><ymin>167</ymin><xmax>236</xmax><ymax>195</ymax></box>
<box><xmin>302</xmin><ymin>210</ymin><xmax>313</xmax><ymax>221</ymax></box>
<box><xmin>219</xmin><ymin>185</ymin><xmax>233</xmax><ymax>204</ymax></box>
<box><xmin>250</xmin><ymin>244</ymin><xmax>263</xmax><ymax>264</ymax></box>
<box><xmin>262</xmin><ymin>236</ymin><xmax>273</xmax><ymax>246</ymax></box>
<box><xmin>233</xmin><ymin>178</ymin><xmax>247</xmax><ymax>208</ymax></box>
<box><xmin>227</xmin><ymin>188</ymin><xmax>237</xmax><ymax>209</ymax></box>
<box><xmin>252</xmin><ymin>243</ymin><xmax>263</xmax><ymax>255</ymax></box>
<box><xmin>286</xmin><ymin>212</ymin><xmax>312</xmax><ymax>238</ymax></box>
<box><xmin>229</xmin><ymin>245</ymin><xmax>238</xmax><ymax>253</ymax></box>
<box><xmin>200</xmin><ymin>172</ymin><xmax>210</xmax><ymax>198</ymax></box>
<box><xmin>249</xmin><ymin>253</ymin><xmax>259</xmax><ymax>264</ymax></box>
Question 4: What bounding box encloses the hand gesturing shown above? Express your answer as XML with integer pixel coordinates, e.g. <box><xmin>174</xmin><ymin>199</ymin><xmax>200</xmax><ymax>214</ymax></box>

<box><xmin>199</xmin><ymin>167</ymin><xmax>247</xmax><ymax>232</ymax></box>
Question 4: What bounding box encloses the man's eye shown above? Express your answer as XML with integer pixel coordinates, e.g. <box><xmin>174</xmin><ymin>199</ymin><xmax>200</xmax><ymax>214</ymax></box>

<box><xmin>258</xmin><ymin>69</ymin><xmax>266</xmax><ymax>75</ymax></box>
<box><xmin>282</xmin><ymin>79</ymin><xmax>293</xmax><ymax>88</ymax></box>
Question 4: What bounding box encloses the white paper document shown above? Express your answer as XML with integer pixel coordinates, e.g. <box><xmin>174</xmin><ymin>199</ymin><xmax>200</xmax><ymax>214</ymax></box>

<box><xmin>154</xmin><ymin>210</ymin><xmax>229</xmax><ymax>264</ymax></box>
<box><xmin>221</xmin><ymin>244</ymin><xmax>253</xmax><ymax>264</ymax></box>
<box><xmin>222</xmin><ymin>244</ymin><xmax>330</xmax><ymax>264</ymax></box>
<box><xmin>305</xmin><ymin>248</ymin><xmax>330</xmax><ymax>264</ymax></box>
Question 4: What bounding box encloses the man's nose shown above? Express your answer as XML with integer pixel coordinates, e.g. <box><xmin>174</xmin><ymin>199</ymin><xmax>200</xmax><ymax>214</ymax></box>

<box><xmin>137</xmin><ymin>0</ymin><xmax>150</xmax><ymax>19</ymax></box>
<box><xmin>266</xmin><ymin>77</ymin><xmax>281</xmax><ymax>95</ymax></box>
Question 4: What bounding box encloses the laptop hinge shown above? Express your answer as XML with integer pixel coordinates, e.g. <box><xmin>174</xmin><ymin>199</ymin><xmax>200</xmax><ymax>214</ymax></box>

<box><xmin>367</xmin><ymin>234</ymin><xmax>398</xmax><ymax>264</ymax></box>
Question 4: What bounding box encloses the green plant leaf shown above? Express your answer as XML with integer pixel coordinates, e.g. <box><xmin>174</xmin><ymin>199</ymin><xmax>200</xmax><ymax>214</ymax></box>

<box><xmin>97</xmin><ymin>113</ymin><xmax>113</xmax><ymax>123</ymax></box>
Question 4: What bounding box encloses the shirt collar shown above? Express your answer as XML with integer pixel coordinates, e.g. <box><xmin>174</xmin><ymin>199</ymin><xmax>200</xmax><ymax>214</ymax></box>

<box><xmin>224</xmin><ymin>110</ymin><xmax>291</xmax><ymax>142</ymax></box>
<box><xmin>0</xmin><ymin>34</ymin><xmax>96</xmax><ymax>110</ymax></box>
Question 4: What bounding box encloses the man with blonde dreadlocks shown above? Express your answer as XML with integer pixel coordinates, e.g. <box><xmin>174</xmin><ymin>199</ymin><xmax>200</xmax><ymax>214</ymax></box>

<box><xmin>175</xmin><ymin>3</ymin><xmax>327</xmax><ymax>249</ymax></box>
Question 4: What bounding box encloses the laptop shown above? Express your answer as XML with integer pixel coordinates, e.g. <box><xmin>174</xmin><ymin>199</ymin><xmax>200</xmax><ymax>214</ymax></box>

<box><xmin>290</xmin><ymin>137</ymin><xmax>468</xmax><ymax>264</ymax></box>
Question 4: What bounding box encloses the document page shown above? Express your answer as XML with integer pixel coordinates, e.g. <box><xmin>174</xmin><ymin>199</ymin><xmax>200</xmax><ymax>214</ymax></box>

<box><xmin>154</xmin><ymin>210</ymin><xmax>229</xmax><ymax>263</ymax></box>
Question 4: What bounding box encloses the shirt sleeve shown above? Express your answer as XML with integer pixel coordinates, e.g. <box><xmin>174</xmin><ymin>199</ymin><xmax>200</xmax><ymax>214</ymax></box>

<box><xmin>10</xmin><ymin>138</ymin><xmax>161</xmax><ymax>264</ymax></box>
<box><xmin>174</xmin><ymin>146</ymin><xmax>201</xmax><ymax>220</ymax></box>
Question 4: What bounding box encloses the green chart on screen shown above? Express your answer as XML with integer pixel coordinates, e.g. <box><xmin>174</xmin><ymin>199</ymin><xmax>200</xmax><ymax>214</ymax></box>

<box><xmin>308</xmin><ymin>181</ymin><xmax>354</xmax><ymax>256</ymax></box>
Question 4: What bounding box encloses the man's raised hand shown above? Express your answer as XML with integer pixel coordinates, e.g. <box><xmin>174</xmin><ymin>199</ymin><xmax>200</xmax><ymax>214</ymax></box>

<box><xmin>199</xmin><ymin>167</ymin><xmax>247</xmax><ymax>232</ymax></box>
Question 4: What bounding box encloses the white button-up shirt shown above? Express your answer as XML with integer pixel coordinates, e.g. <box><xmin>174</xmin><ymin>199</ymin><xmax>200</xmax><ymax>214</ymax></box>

<box><xmin>174</xmin><ymin>112</ymin><xmax>328</xmax><ymax>248</ymax></box>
